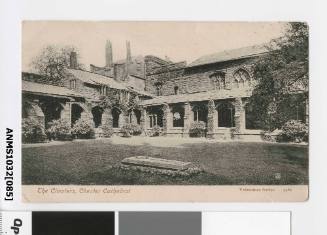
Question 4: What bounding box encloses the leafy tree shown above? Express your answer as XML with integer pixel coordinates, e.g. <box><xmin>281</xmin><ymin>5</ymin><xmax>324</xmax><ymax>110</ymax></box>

<box><xmin>98</xmin><ymin>89</ymin><xmax>141</xmax><ymax>112</ymax></box>
<box><xmin>31</xmin><ymin>45</ymin><xmax>84</xmax><ymax>83</ymax></box>
<box><xmin>249</xmin><ymin>22</ymin><xmax>309</xmax><ymax>130</ymax></box>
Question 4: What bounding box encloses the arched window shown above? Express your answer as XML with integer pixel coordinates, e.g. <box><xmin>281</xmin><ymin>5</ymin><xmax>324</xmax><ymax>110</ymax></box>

<box><xmin>193</xmin><ymin>105</ymin><xmax>208</xmax><ymax>123</ymax></box>
<box><xmin>91</xmin><ymin>106</ymin><xmax>103</xmax><ymax>128</ymax></box>
<box><xmin>71</xmin><ymin>103</ymin><xmax>84</xmax><ymax>127</ymax></box>
<box><xmin>174</xmin><ymin>86</ymin><xmax>179</xmax><ymax>95</ymax></box>
<box><xmin>233</xmin><ymin>69</ymin><xmax>251</xmax><ymax>88</ymax></box>
<box><xmin>210</xmin><ymin>72</ymin><xmax>226</xmax><ymax>90</ymax></box>
<box><xmin>112</xmin><ymin>108</ymin><xmax>121</xmax><ymax>128</ymax></box>
<box><xmin>217</xmin><ymin>102</ymin><xmax>235</xmax><ymax>128</ymax></box>
<box><xmin>172</xmin><ymin>105</ymin><xmax>184</xmax><ymax>127</ymax></box>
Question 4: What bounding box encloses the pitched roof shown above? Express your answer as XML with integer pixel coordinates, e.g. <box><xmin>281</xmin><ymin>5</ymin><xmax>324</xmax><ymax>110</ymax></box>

<box><xmin>66</xmin><ymin>69</ymin><xmax>127</xmax><ymax>90</ymax></box>
<box><xmin>189</xmin><ymin>44</ymin><xmax>268</xmax><ymax>67</ymax></box>
<box><xmin>141</xmin><ymin>88</ymin><xmax>252</xmax><ymax>106</ymax></box>
<box><xmin>22</xmin><ymin>80</ymin><xmax>83</xmax><ymax>98</ymax></box>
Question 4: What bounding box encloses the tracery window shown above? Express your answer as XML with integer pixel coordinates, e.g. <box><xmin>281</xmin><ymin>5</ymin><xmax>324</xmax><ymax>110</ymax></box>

<box><xmin>233</xmin><ymin>69</ymin><xmax>251</xmax><ymax>88</ymax></box>
<box><xmin>210</xmin><ymin>72</ymin><xmax>226</xmax><ymax>90</ymax></box>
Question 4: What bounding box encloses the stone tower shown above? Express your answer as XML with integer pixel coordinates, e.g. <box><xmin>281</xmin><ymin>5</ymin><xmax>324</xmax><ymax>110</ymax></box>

<box><xmin>105</xmin><ymin>40</ymin><xmax>113</xmax><ymax>68</ymax></box>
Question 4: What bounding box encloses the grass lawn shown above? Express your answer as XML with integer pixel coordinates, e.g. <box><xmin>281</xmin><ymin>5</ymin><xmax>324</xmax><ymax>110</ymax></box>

<box><xmin>22</xmin><ymin>137</ymin><xmax>308</xmax><ymax>185</ymax></box>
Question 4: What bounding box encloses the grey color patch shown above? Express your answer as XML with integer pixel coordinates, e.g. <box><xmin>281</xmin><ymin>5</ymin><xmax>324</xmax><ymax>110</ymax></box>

<box><xmin>119</xmin><ymin>212</ymin><xmax>201</xmax><ymax>235</ymax></box>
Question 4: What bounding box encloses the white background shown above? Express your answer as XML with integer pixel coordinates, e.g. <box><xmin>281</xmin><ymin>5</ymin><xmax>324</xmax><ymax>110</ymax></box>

<box><xmin>202</xmin><ymin>212</ymin><xmax>290</xmax><ymax>235</ymax></box>
<box><xmin>0</xmin><ymin>0</ymin><xmax>327</xmax><ymax>234</ymax></box>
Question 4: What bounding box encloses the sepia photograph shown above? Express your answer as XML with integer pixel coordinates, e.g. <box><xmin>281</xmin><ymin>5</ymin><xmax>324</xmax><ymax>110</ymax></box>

<box><xmin>21</xmin><ymin>21</ymin><xmax>308</xmax><ymax>201</ymax></box>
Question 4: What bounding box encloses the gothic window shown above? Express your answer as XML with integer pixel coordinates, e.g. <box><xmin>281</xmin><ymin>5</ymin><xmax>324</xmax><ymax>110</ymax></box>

<box><xmin>210</xmin><ymin>72</ymin><xmax>226</xmax><ymax>90</ymax></box>
<box><xmin>217</xmin><ymin>102</ymin><xmax>235</xmax><ymax>128</ymax></box>
<box><xmin>112</xmin><ymin>108</ymin><xmax>121</xmax><ymax>128</ymax></box>
<box><xmin>233</xmin><ymin>69</ymin><xmax>251</xmax><ymax>88</ymax></box>
<box><xmin>172</xmin><ymin>105</ymin><xmax>184</xmax><ymax>127</ymax></box>
<box><xmin>70</xmin><ymin>79</ymin><xmax>76</xmax><ymax>89</ymax></box>
<box><xmin>91</xmin><ymin>106</ymin><xmax>103</xmax><ymax>128</ymax></box>
<box><xmin>193</xmin><ymin>105</ymin><xmax>208</xmax><ymax>123</ymax></box>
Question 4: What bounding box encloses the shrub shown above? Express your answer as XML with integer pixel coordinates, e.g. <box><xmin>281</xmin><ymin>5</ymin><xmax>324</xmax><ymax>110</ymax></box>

<box><xmin>277</xmin><ymin>120</ymin><xmax>308</xmax><ymax>143</ymax></box>
<box><xmin>121</xmin><ymin>123</ymin><xmax>143</xmax><ymax>137</ymax></box>
<box><xmin>72</xmin><ymin>119</ymin><xmax>95</xmax><ymax>139</ymax></box>
<box><xmin>46</xmin><ymin>119</ymin><xmax>72</xmax><ymax>141</ymax></box>
<box><xmin>260</xmin><ymin>129</ymin><xmax>282</xmax><ymax>142</ymax></box>
<box><xmin>102</xmin><ymin>125</ymin><xmax>114</xmax><ymax>138</ymax></box>
<box><xmin>22</xmin><ymin>118</ymin><xmax>48</xmax><ymax>143</ymax></box>
<box><xmin>189</xmin><ymin>121</ymin><xmax>206</xmax><ymax>137</ymax></box>
<box><xmin>150</xmin><ymin>125</ymin><xmax>162</xmax><ymax>137</ymax></box>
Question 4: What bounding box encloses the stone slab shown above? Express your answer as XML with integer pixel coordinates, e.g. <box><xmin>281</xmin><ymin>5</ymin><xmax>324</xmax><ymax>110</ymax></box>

<box><xmin>121</xmin><ymin>156</ymin><xmax>192</xmax><ymax>171</ymax></box>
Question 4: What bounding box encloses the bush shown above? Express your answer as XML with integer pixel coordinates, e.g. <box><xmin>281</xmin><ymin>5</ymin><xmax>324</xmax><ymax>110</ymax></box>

<box><xmin>277</xmin><ymin>120</ymin><xmax>308</xmax><ymax>143</ymax></box>
<box><xmin>46</xmin><ymin>119</ymin><xmax>72</xmax><ymax>141</ymax></box>
<box><xmin>189</xmin><ymin>121</ymin><xmax>206</xmax><ymax>137</ymax></box>
<box><xmin>121</xmin><ymin>123</ymin><xmax>143</xmax><ymax>137</ymax></box>
<box><xmin>150</xmin><ymin>125</ymin><xmax>162</xmax><ymax>137</ymax></box>
<box><xmin>102</xmin><ymin>125</ymin><xmax>114</xmax><ymax>138</ymax></box>
<box><xmin>22</xmin><ymin>118</ymin><xmax>48</xmax><ymax>143</ymax></box>
<box><xmin>72</xmin><ymin>119</ymin><xmax>95</xmax><ymax>139</ymax></box>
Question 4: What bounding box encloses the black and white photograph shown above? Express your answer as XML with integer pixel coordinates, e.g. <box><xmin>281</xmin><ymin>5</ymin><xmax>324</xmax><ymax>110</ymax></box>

<box><xmin>21</xmin><ymin>21</ymin><xmax>308</xmax><ymax>201</ymax></box>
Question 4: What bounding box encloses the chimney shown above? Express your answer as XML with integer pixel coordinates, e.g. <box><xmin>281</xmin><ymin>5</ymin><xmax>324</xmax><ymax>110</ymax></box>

<box><xmin>125</xmin><ymin>41</ymin><xmax>131</xmax><ymax>80</ymax></box>
<box><xmin>105</xmin><ymin>40</ymin><xmax>113</xmax><ymax>67</ymax></box>
<box><xmin>69</xmin><ymin>51</ymin><xmax>78</xmax><ymax>69</ymax></box>
<box><xmin>126</xmin><ymin>41</ymin><xmax>131</xmax><ymax>64</ymax></box>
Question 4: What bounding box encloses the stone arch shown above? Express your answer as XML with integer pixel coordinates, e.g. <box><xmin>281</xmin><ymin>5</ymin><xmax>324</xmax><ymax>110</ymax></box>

<box><xmin>71</xmin><ymin>103</ymin><xmax>84</xmax><ymax>126</ymax></box>
<box><xmin>40</xmin><ymin>99</ymin><xmax>64</xmax><ymax>127</ymax></box>
<box><xmin>22</xmin><ymin>100</ymin><xmax>45</xmax><ymax>126</ymax></box>
<box><xmin>217</xmin><ymin>101</ymin><xmax>235</xmax><ymax>128</ymax></box>
<box><xmin>232</xmin><ymin>68</ymin><xmax>251</xmax><ymax>88</ymax></box>
<box><xmin>128</xmin><ymin>109</ymin><xmax>141</xmax><ymax>125</ymax></box>
<box><xmin>112</xmin><ymin>107</ymin><xmax>121</xmax><ymax>128</ymax></box>
<box><xmin>91</xmin><ymin>106</ymin><xmax>104</xmax><ymax>128</ymax></box>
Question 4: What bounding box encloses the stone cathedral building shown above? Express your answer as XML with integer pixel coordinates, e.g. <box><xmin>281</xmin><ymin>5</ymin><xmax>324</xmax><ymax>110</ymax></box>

<box><xmin>22</xmin><ymin>40</ymin><xmax>308</xmax><ymax>140</ymax></box>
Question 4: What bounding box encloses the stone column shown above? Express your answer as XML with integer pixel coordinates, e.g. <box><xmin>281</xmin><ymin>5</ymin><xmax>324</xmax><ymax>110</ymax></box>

<box><xmin>119</xmin><ymin>110</ymin><xmax>129</xmax><ymax>127</ymax></box>
<box><xmin>78</xmin><ymin>103</ymin><xmax>93</xmax><ymax>124</ymax></box>
<box><xmin>140</xmin><ymin>107</ymin><xmax>147</xmax><ymax>130</ymax></box>
<box><xmin>162</xmin><ymin>104</ymin><xmax>172</xmax><ymax>135</ymax></box>
<box><xmin>29</xmin><ymin>100</ymin><xmax>45</xmax><ymax>129</ymax></box>
<box><xmin>183</xmin><ymin>102</ymin><xmax>192</xmax><ymax>137</ymax></box>
<box><xmin>234</xmin><ymin>97</ymin><xmax>246</xmax><ymax>133</ymax></box>
<box><xmin>101</xmin><ymin>108</ymin><xmax>113</xmax><ymax>128</ymax></box>
<box><xmin>61</xmin><ymin>101</ymin><xmax>71</xmax><ymax>126</ymax></box>
<box><xmin>131</xmin><ymin>111</ymin><xmax>137</xmax><ymax>124</ymax></box>
<box><xmin>207</xmin><ymin>99</ymin><xmax>215</xmax><ymax>138</ymax></box>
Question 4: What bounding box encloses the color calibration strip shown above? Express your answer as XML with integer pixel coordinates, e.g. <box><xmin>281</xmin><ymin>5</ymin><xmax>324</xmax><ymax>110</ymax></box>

<box><xmin>0</xmin><ymin>211</ymin><xmax>290</xmax><ymax>235</ymax></box>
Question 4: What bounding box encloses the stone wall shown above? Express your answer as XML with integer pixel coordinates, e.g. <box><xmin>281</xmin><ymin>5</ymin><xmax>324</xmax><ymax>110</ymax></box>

<box><xmin>145</xmin><ymin>57</ymin><xmax>257</xmax><ymax>96</ymax></box>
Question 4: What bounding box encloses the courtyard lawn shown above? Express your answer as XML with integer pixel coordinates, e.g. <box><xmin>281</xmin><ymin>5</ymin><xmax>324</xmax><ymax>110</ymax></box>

<box><xmin>22</xmin><ymin>137</ymin><xmax>308</xmax><ymax>185</ymax></box>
